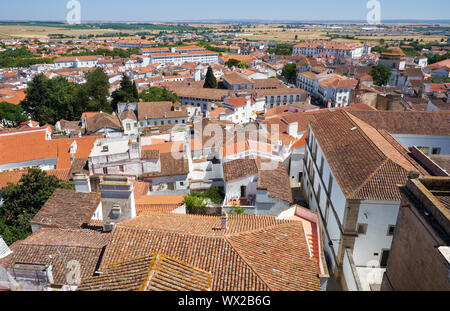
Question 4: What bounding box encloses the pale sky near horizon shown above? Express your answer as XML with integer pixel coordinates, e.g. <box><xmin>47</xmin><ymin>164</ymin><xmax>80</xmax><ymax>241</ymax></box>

<box><xmin>0</xmin><ymin>0</ymin><xmax>449</xmax><ymax>22</ymax></box>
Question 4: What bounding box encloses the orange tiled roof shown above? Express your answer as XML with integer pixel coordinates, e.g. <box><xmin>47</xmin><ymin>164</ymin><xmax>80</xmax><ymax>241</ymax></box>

<box><xmin>0</xmin><ymin>228</ymin><xmax>110</xmax><ymax>285</ymax></box>
<box><xmin>308</xmin><ymin>110</ymin><xmax>429</xmax><ymax>201</ymax></box>
<box><xmin>0</xmin><ymin>128</ymin><xmax>101</xmax><ymax>169</ymax></box>
<box><xmin>77</xmin><ymin>253</ymin><xmax>213</xmax><ymax>291</ymax></box>
<box><xmin>135</xmin><ymin>195</ymin><xmax>185</xmax><ymax>205</ymax></box>
<box><xmin>0</xmin><ymin>168</ymin><xmax>70</xmax><ymax>189</ymax></box>
<box><xmin>99</xmin><ymin>214</ymin><xmax>321</xmax><ymax>291</ymax></box>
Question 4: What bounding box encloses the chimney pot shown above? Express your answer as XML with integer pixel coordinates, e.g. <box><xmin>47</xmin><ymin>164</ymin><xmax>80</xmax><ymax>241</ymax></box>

<box><xmin>220</xmin><ymin>212</ymin><xmax>228</xmax><ymax>230</ymax></box>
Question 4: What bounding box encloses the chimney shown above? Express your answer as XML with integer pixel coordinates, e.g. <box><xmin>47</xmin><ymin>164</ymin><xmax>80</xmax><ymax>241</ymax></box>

<box><xmin>73</xmin><ymin>173</ymin><xmax>91</xmax><ymax>193</ymax></box>
<box><xmin>288</xmin><ymin>122</ymin><xmax>298</xmax><ymax>137</ymax></box>
<box><xmin>100</xmin><ymin>176</ymin><xmax>136</xmax><ymax>232</ymax></box>
<box><xmin>220</xmin><ymin>211</ymin><xmax>228</xmax><ymax>230</ymax></box>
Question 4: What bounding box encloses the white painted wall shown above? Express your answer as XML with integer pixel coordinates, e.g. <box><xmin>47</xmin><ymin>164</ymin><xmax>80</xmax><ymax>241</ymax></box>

<box><xmin>352</xmin><ymin>201</ymin><xmax>399</xmax><ymax>267</ymax></box>
<box><xmin>392</xmin><ymin>134</ymin><xmax>450</xmax><ymax>154</ymax></box>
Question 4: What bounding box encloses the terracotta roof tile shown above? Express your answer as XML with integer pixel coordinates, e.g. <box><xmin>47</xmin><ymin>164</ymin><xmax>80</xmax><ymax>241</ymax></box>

<box><xmin>78</xmin><ymin>254</ymin><xmax>213</xmax><ymax>291</ymax></box>
<box><xmin>0</xmin><ymin>228</ymin><xmax>110</xmax><ymax>285</ymax></box>
<box><xmin>30</xmin><ymin>189</ymin><xmax>101</xmax><ymax>229</ymax></box>
<box><xmin>308</xmin><ymin>110</ymin><xmax>428</xmax><ymax>200</ymax></box>
<box><xmin>98</xmin><ymin>214</ymin><xmax>320</xmax><ymax>291</ymax></box>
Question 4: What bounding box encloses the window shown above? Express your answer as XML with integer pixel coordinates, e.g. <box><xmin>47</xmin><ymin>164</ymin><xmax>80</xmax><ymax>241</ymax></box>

<box><xmin>324</xmin><ymin>200</ymin><xmax>330</xmax><ymax>224</ymax></box>
<box><xmin>119</xmin><ymin>165</ymin><xmax>124</xmax><ymax>172</ymax></box>
<box><xmin>380</xmin><ymin>249</ymin><xmax>390</xmax><ymax>268</ymax></box>
<box><xmin>387</xmin><ymin>225</ymin><xmax>395</xmax><ymax>236</ymax></box>
<box><xmin>416</xmin><ymin>146</ymin><xmax>430</xmax><ymax>155</ymax></box>
<box><xmin>319</xmin><ymin>156</ymin><xmax>324</xmax><ymax>176</ymax></box>
<box><xmin>103</xmin><ymin>167</ymin><xmax>108</xmax><ymax>175</ymax></box>
<box><xmin>317</xmin><ymin>184</ymin><xmax>321</xmax><ymax>202</ymax></box>
<box><xmin>327</xmin><ymin>173</ymin><xmax>333</xmax><ymax>195</ymax></box>
<box><xmin>240</xmin><ymin>186</ymin><xmax>247</xmax><ymax>198</ymax></box>
<box><xmin>126</xmin><ymin>123</ymin><xmax>131</xmax><ymax>131</ymax></box>
<box><xmin>431</xmin><ymin>147</ymin><xmax>441</xmax><ymax>155</ymax></box>
<box><xmin>357</xmin><ymin>223</ymin><xmax>368</xmax><ymax>234</ymax></box>
<box><xmin>312</xmin><ymin>140</ymin><xmax>318</xmax><ymax>160</ymax></box>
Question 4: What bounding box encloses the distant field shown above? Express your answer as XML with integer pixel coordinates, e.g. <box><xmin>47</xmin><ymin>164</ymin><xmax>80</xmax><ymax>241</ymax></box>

<box><xmin>0</xmin><ymin>25</ymin><xmax>141</xmax><ymax>39</ymax></box>
<box><xmin>0</xmin><ymin>22</ymin><xmax>194</xmax><ymax>39</ymax></box>
<box><xmin>0</xmin><ymin>23</ymin><xmax>446</xmax><ymax>46</ymax></box>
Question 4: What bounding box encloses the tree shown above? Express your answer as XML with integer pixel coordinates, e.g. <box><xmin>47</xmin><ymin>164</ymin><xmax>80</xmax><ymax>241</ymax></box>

<box><xmin>225</xmin><ymin>58</ymin><xmax>240</xmax><ymax>68</ymax></box>
<box><xmin>111</xmin><ymin>74</ymin><xmax>139</xmax><ymax>110</ymax></box>
<box><xmin>0</xmin><ymin>102</ymin><xmax>27</xmax><ymax>127</ymax></box>
<box><xmin>369</xmin><ymin>64</ymin><xmax>392</xmax><ymax>86</ymax></box>
<box><xmin>20</xmin><ymin>74</ymin><xmax>86</xmax><ymax>125</ymax></box>
<box><xmin>132</xmin><ymin>81</ymin><xmax>139</xmax><ymax>100</ymax></box>
<box><xmin>0</xmin><ymin>169</ymin><xmax>73</xmax><ymax>245</ymax></box>
<box><xmin>281</xmin><ymin>63</ymin><xmax>297</xmax><ymax>84</ymax></box>
<box><xmin>237</xmin><ymin>61</ymin><xmax>249</xmax><ymax>69</ymax></box>
<box><xmin>84</xmin><ymin>67</ymin><xmax>111</xmax><ymax>112</ymax></box>
<box><xmin>139</xmin><ymin>87</ymin><xmax>179</xmax><ymax>102</ymax></box>
<box><xmin>203</xmin><ymin>66</ymin><xmax>217</xmax><ymax>88</ymax></box>
<box><xmin>183</xmin><ymin>187</ymin><xmax>225</xmax><ymax>215</ymax></box>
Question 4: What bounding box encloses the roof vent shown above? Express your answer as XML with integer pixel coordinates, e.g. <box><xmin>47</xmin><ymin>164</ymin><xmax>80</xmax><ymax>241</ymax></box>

<box><xmin>110</xmin><ymin>203</ymin><xmax>122</xmax><ymax>219</ymax></box>
<box><xmin>408</xmin><ymin>170</ymin><xmax>420</xmax><ymax>180</ymax></box>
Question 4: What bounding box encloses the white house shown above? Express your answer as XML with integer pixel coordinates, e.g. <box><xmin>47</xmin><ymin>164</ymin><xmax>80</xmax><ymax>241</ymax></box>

<box><xmin>53</xmin><ymin>55</ymin><xmax>101</xmax><ymax>69</ymax></box>
<box><xmin>222</xmin><ymin>157</ymin><xmax>293</xmax><ymax>216</ymax></box>
<box><xmin>316</xmin><ymin>75</ymin><xmax>358</xmax><ymax>107</ymax></box>
<box><xmin>302</xmin><ymin>110</ymin><xmax>427</xmax><ymax>291</ymax></box>
<box><xmin>220</xmin><ymin>96</ymin><xmax>265</xmax><ymax>124</ymax></box>
<box><xmin>293</xmin><ymin>41</ymin><xmax>366</xmax><ymax>59</ymax></box>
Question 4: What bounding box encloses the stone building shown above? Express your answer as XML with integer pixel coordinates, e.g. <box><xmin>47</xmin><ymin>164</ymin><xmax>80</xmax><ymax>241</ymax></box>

<box><xmin>381</xmin><ymin>176</ymin><xmax>450</xmax><ymax>291</ymax></box>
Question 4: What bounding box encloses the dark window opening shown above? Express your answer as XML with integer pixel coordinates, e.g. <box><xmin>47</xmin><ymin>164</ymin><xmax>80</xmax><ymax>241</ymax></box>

<box><xmin>380</xmin><ymin>250</ymin><xmax>390</xmax><ymax>268</ymax></box>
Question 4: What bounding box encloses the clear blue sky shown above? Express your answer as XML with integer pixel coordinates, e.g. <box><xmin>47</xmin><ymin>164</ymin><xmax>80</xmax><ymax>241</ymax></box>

<box><xmin>0</xmin><ymin>0</ymin><xmax>449</xmax><ymax>22</ymax></box>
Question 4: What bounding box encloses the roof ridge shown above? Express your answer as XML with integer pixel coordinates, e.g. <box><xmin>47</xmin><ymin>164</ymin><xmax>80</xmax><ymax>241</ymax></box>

<box><xmin>141</xmin><ymin>254</ymin><xmax>159</xmax><ymax>291</ymax></box>
<box><xmin>348</xmin><ymin>157</ymin><xmax>391</xmax><ymax>199</ymax></box>
<box><xmin>224</xmin><ymin>236</ymin><xmax>272</xmax><ymax>291</ymax></box>
<box><xmin>18</xmin><ymin>242</ymin><xmax>104</xmax><ymax>250</ymax></box>
<box><xmin>376</xmin><ymin>128</ymin><xmax>429</xmax><ymax>175</ymax></box>
<box><xmin>224</xmin><ymin>220</ymin><xmax>297</xmax><ymax>237</ymax></box>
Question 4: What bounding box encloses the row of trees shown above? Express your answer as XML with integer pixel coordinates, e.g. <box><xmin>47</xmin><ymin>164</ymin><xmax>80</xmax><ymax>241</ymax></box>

<box><xmin>0</xmin><ymin>47</ymin><xmax>54</xmax><ymax>68</ymax></box>
<box><xmin>20</xmin><ymin>68</ymin><xmax>111</xmax><ymax>125</ymax></box>
<box><xmin>18</xmin><ymin>69</ymin><xmax>183</xmax><ymax>125</ymax></box>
